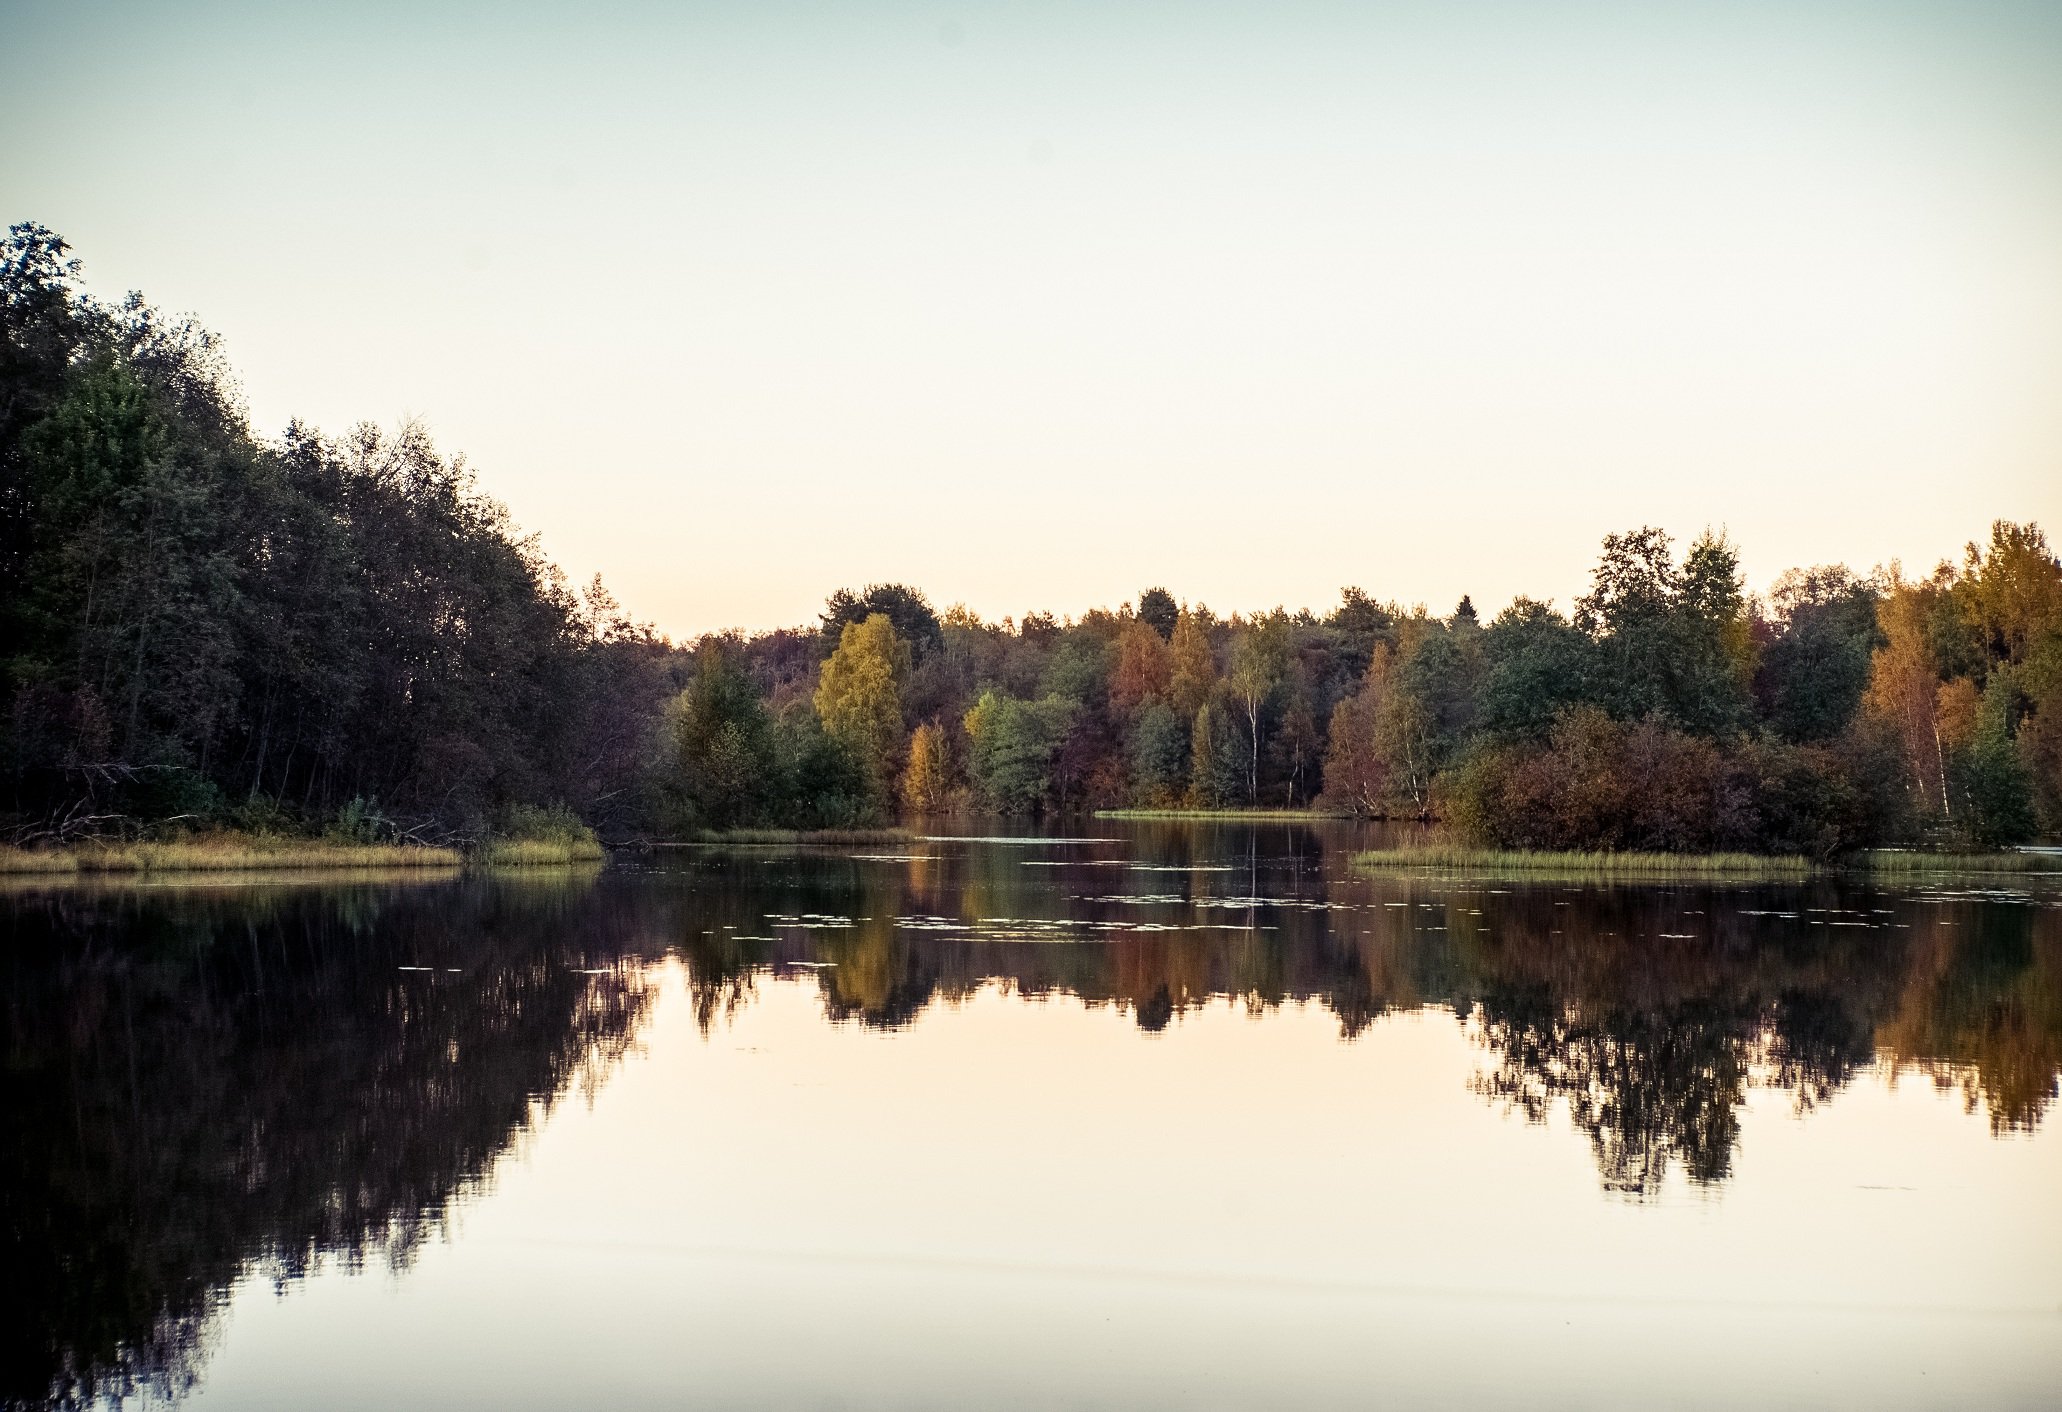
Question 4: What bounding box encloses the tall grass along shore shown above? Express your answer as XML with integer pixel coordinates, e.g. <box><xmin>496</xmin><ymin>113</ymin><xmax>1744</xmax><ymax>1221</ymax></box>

<box><xmin>1355</xmin><ymin>844</ymin><xmax>2062</xmax><ymax>881</ymax></box>
<box><xmin>1354</xmin><ymin>845</ymin><xmax>1817</xmax><ymax>880</ymax></box>
<box><xmin>3</xmin><ymin>820</ymin><xmax>605</xmax><ymax>876</ymax></box>
<box><xmin>0</xmin><ymin>835</ymin><xmax>464</xmax><ymax>876</ymax></box>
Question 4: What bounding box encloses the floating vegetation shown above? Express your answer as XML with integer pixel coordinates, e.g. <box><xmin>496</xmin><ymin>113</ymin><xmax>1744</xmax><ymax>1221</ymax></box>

<box><xmin>1092</xmin><ymin>808</ymin><xmax>1352</xmax><ymax>821</ymax></box>
<box><xmin>678</xmin><ymin>828</ymin><xmax>918</xmax><ymax>846</ymax></box>
<box><xmin>920</xmin><ymin>835</ymin><xmax>1124</xmax><ymax>845</ymax></box>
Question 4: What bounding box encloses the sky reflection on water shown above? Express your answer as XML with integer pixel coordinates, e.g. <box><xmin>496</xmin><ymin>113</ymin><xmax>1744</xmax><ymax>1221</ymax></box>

<box><xmin>5</xmin><ymin>822</ymin><xmax>2059</xmax><ymax>1409</ymax></box>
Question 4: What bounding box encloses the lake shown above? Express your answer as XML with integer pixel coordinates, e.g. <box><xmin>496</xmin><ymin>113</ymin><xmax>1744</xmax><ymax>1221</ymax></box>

<box><xmin>6</xmin><ymin>822</ymin><xmax>2059</xmax><ymax>1410</ymax></box>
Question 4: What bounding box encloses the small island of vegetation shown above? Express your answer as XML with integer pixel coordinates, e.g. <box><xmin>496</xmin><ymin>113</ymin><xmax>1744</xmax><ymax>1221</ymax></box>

<box><xmin>3</xmin><ymin>223</ymin><xmax>2059</xmax><ymax>871</ymax></box>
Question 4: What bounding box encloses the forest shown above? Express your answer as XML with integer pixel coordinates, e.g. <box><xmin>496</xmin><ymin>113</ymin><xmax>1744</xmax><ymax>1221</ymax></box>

<box><xmin>4</xmin><ymin>221</ymin><xmax>2059</xmax><ymax>856</ymax></box>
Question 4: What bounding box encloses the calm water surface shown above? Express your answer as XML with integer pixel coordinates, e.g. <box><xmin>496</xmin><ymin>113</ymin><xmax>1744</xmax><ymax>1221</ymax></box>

<box><xmin>6</xmin><ymin>822</ymin><xmax>2060</xmax><ymax>1409</ymax></box>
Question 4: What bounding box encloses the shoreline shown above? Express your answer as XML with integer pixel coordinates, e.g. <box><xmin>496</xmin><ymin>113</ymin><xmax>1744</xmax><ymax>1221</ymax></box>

<box><xmin>1354</xmin><ymin>845</ymin><xmax>2062</xmax><ymax>880</ymax></box>
<box><xmin>1</xmin><ymin>832</ymin><xmax>603</xmax><ymax>877</ymax></box>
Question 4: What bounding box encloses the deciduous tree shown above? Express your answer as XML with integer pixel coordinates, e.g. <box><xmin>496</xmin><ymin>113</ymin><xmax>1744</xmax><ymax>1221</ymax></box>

<box><xmin>813</xmin><ymin>613</ymin><xmax>911</xmax><ymax>802</ymax></box>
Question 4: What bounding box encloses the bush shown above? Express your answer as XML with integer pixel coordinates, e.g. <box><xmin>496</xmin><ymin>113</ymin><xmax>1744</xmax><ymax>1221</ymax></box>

<box><xmin>1447</xmin><ymin>708</ymin><xmax>1887</xmax><ymax>857</ymax></box>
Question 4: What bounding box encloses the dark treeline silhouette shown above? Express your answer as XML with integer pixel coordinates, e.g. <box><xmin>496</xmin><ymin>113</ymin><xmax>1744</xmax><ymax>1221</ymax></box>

<box><xmin>1</xmin><ymin>225</ymin><xmax>673</xmax><ymax>845</ymax></box>
<box><xmin>7</xmin><ymin>222</ymin><xmax>2059</xmax><ymax>853</ymax></box>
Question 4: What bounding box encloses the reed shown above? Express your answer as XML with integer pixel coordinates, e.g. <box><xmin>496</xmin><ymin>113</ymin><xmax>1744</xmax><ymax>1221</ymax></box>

<box><xmin>474</xmin><ymin>836</ymin><xmax>605</xmax><ymax>867</ymax></box>
<box><xmin>0</xmin><ymin>835</ymin><xmax>464</xmax><ymax>875</ymax></box>
<box><xmin>1858</xmin><ymin>849</ymin><xmax>2062</xmax><ymax>875</ymax></box>
<box><xmin>1353</xmin><ymin>845</ymin><xmax>1818</xmax><ymax>880</ymax></box>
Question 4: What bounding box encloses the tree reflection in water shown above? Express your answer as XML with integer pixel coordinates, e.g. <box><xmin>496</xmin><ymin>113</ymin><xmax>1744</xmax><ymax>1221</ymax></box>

<box><xmin>669</xmin><ymin>826</ymin><xmax>2062</xmax><ymax>1204</ymax></box>
<box><xmin>4</xmin><ymin>828</ymin><xmax>2059</xmax><ymax>1408</ymax></box>
<box><xmin>1</xmin><ymin>872</ymin><xmax>652</xmax><ymax>1411</ymax></box>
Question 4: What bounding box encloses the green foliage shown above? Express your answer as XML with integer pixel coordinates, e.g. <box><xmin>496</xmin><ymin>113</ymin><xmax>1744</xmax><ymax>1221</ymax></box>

<box><xmin>1576</xmin><ymin>527</ymin><xmax>1751</xmax><ymax>736</ymax></box>
<box><xmin>1328</xmin><ymin>587</ymin><xmax>1395</xmax><ymax>652</ymax></box>
<box><xmin>1382</xmin><ymin>620</ymin><xmax>1480</xmax><ymax>806</ymax></box>
<box><xmin>482</xmin><ymin>803</ymin><xmax>604</xmax><ymax>864</ymax></box>
<box><xmin>667</xmin><ymin>644</ymin><xmax>778</xmax><ymax>830</ymax></box>
<box><xmin>325</xmin><ymin>796</ymin><xmax>389</xmax><ymax>844</ymax></box>
<box><xmin>1756</xmin><ymin>567</ymin><xmax>1881</xmax><ymax>742</ymax></box>
<box><xmin>1039</xmin><ymin>632</ymin><xmax>1110</xmax><ymax>703</ymax></box>
<box><xmin>964</xmin><ymin>691</ymin><xmax>1076</xmax><ymax>814</ymax></box>
<box><xmin>1127</xmin><ymin>701</ymin><xmax>1188</xmax><ymax>804</ymax></box>
<box><xmin>1136</xmin><ymin>587</ymin><xmax>1179</xmax><ymax>640</ymax></box>
<box><xmin>1187</xmin><ymin>700</ymin><xmax>1245</xmax><ymax>807</ymax></box>
<box><xmin>1949</xmin><ymin>678</ymin><xmax>2037</xmax><ymax>847</ymax></box>
<box><xmin>5</xmin><ymin>224</ymin><xmax>2055</xmax><ymax>852</ymax></box>
<box><xmin>820</xmin><ymin>583</ymin><xmax>941</xmax><ymax>661</ymax></box>
<box><xmin>0</xmin><ymin>225</ymin><xmax>671</xmax><ymax>842</ymax></box>
<box><xmin>1478</xmin><ymin>598</ymin><xmax>1592</xmax><ymax>741</ymax></box>
<box><xmin>771</xmin><ymin>703</ymin><xmax>873</xmax><ymax>828</ymax></box>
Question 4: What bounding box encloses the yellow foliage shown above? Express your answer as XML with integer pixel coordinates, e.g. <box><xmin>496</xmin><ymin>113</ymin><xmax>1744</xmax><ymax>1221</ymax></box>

<box><xmin>900</xmin><ymin>722</ymin><xmax>954</xmax><ymax>814</ymax></box>
<box><xmin>1167</xmin><ymin>610</ymin><xmax>1215</xmax><ymax>718</ymax></box>
<box><xmin>1109</xmin><ymin>620</ymin><xmax>1171</xmax><ymax>714</ymax></box>
<box><xmin>814</xmin><ymin>613</ymin><xmax>911</xmax><ymax>792</ymax></box>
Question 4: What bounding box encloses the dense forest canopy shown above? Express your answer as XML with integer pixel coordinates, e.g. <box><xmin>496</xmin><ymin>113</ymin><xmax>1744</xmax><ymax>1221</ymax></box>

<box><xmin>0</xmin><ymin>224</ymin><xmax>672</xmax><ymax>842</ymax></box>
<box><xmin>4</xmin><ymin>222</ymin><xmax>2059</xmax><ymax>852</ymax></box>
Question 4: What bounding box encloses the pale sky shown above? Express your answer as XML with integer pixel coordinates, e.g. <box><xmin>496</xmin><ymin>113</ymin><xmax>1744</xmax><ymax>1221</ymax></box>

<box><xmin>6</xmin><ymin>0</ymin><xmax>2060</xmax><ymax>637</ymax></box>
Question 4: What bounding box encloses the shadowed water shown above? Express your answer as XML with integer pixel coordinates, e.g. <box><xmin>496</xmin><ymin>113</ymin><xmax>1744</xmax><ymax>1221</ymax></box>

<box><xmin>5</xmin><ymin>822</ymin><xmax>2059</xmax><ymax>1409</ymax></box>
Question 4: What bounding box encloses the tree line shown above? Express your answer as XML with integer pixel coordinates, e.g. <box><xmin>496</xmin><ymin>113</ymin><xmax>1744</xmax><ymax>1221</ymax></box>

<box><xmin>678</xmin><ymin>525</ymin><xmax>2060</xmax><ymax>853</ymax></box>
<box><xmin>5</xmin><ymin>222</ymin><xmax>2058</xmax><ymax>853</ymax></box>
<box><xmin>2</xmin><ymin>224</ymin><xmax>671</xmax><ymax>843</ymax></box>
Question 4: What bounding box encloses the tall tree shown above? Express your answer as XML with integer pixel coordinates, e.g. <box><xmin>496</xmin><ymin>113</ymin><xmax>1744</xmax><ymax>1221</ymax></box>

<box><xmin>822</xmin><ymin>584</ymin><xmax>942</xmax><ymax>662</ymax></box>
<box><xmin>1755</xmin><ymin>566</ymin><xmax>1882</xmax><ymax>743</ymax></box>
<box><xmin>1136</xmin><ymin>587</ymin><xmax>1179</xmax><ymax>640</ymax></box>
<box><xmin>667</xmin><ymin>642</ymin><xmax>777</xmax><ymax>830</ymax></box>
<box><xmin>963</xmin><ymin>691</ymin><xmax>1072</xmax><ymax>813</ymax></box>
<box><xmin>1477</xmin><ymin>598</ymin><xmax>1592</xmax><ymax>742</ymax></box>
<box><xmin>1109</xmin><ymin>618</ymin><xmax>1172</xmax><ymax>715</ymax></box>
<box><xmin>900</xmin><ymin>721</ymin><xmax>954</xmax><ymax>814</ymax></box>
<box><xmin>1166</xmin><ymin>609</ymin><xmax>1216</xmax><ymax>720</ymax></box>
<box><xmin>1227</xmin><ymin>614</ymin><xmax>1290</xmax><ymax>804</ymax></box>
<box><xmin>813</xmin><ymin>613</ymin><xmax>911</xmax><ymax>803</ymax></box>
<box><xmin>1863</xmin><ymin>571</ymin><xmax>1956</xmax><ymax>820</ymax></box>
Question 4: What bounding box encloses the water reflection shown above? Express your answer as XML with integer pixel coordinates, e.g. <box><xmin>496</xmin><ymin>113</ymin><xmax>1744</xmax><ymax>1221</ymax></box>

<box><xmin>4</xmin><ymin>826</ymin><xmax>2059</xmax><ymax>1407</ymax></box>
<box><xmin>668</xmin><ymin>827</ymin><xmax>2062</xmax><ymax>1190</ymax></box>
<box><xmin>1</xmin><ymin>873</ymin><xmax>650</xmax><ymax>1411</ymax></box>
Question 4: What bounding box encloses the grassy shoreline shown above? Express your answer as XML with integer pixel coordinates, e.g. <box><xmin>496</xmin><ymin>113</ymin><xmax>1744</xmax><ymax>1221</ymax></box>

<box><xmin>1354</xmin><ymin>844</ymin><xmax>2061</xmax><ymax>880</ymax></box>
<box><xmin>1354</xmin><ymin>845</ymin><xmax>1817</xmax><ymax>880</ymax></box>
<box><xmin>1</xmin><ymin>830</ymin><xmax>604</xmax><ymax>876</ymax></box>
<box><xmin>1855</xmin><ymin>849</ymin><xmax>2061</xmax><ymax>875</ymax></box>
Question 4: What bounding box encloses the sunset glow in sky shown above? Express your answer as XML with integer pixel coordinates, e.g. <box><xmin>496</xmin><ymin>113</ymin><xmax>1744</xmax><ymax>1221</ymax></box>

<box><xmin>7</xmin><ymin>0</ymin><xmax>2060</xmax><ymax>636</ymax></box>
